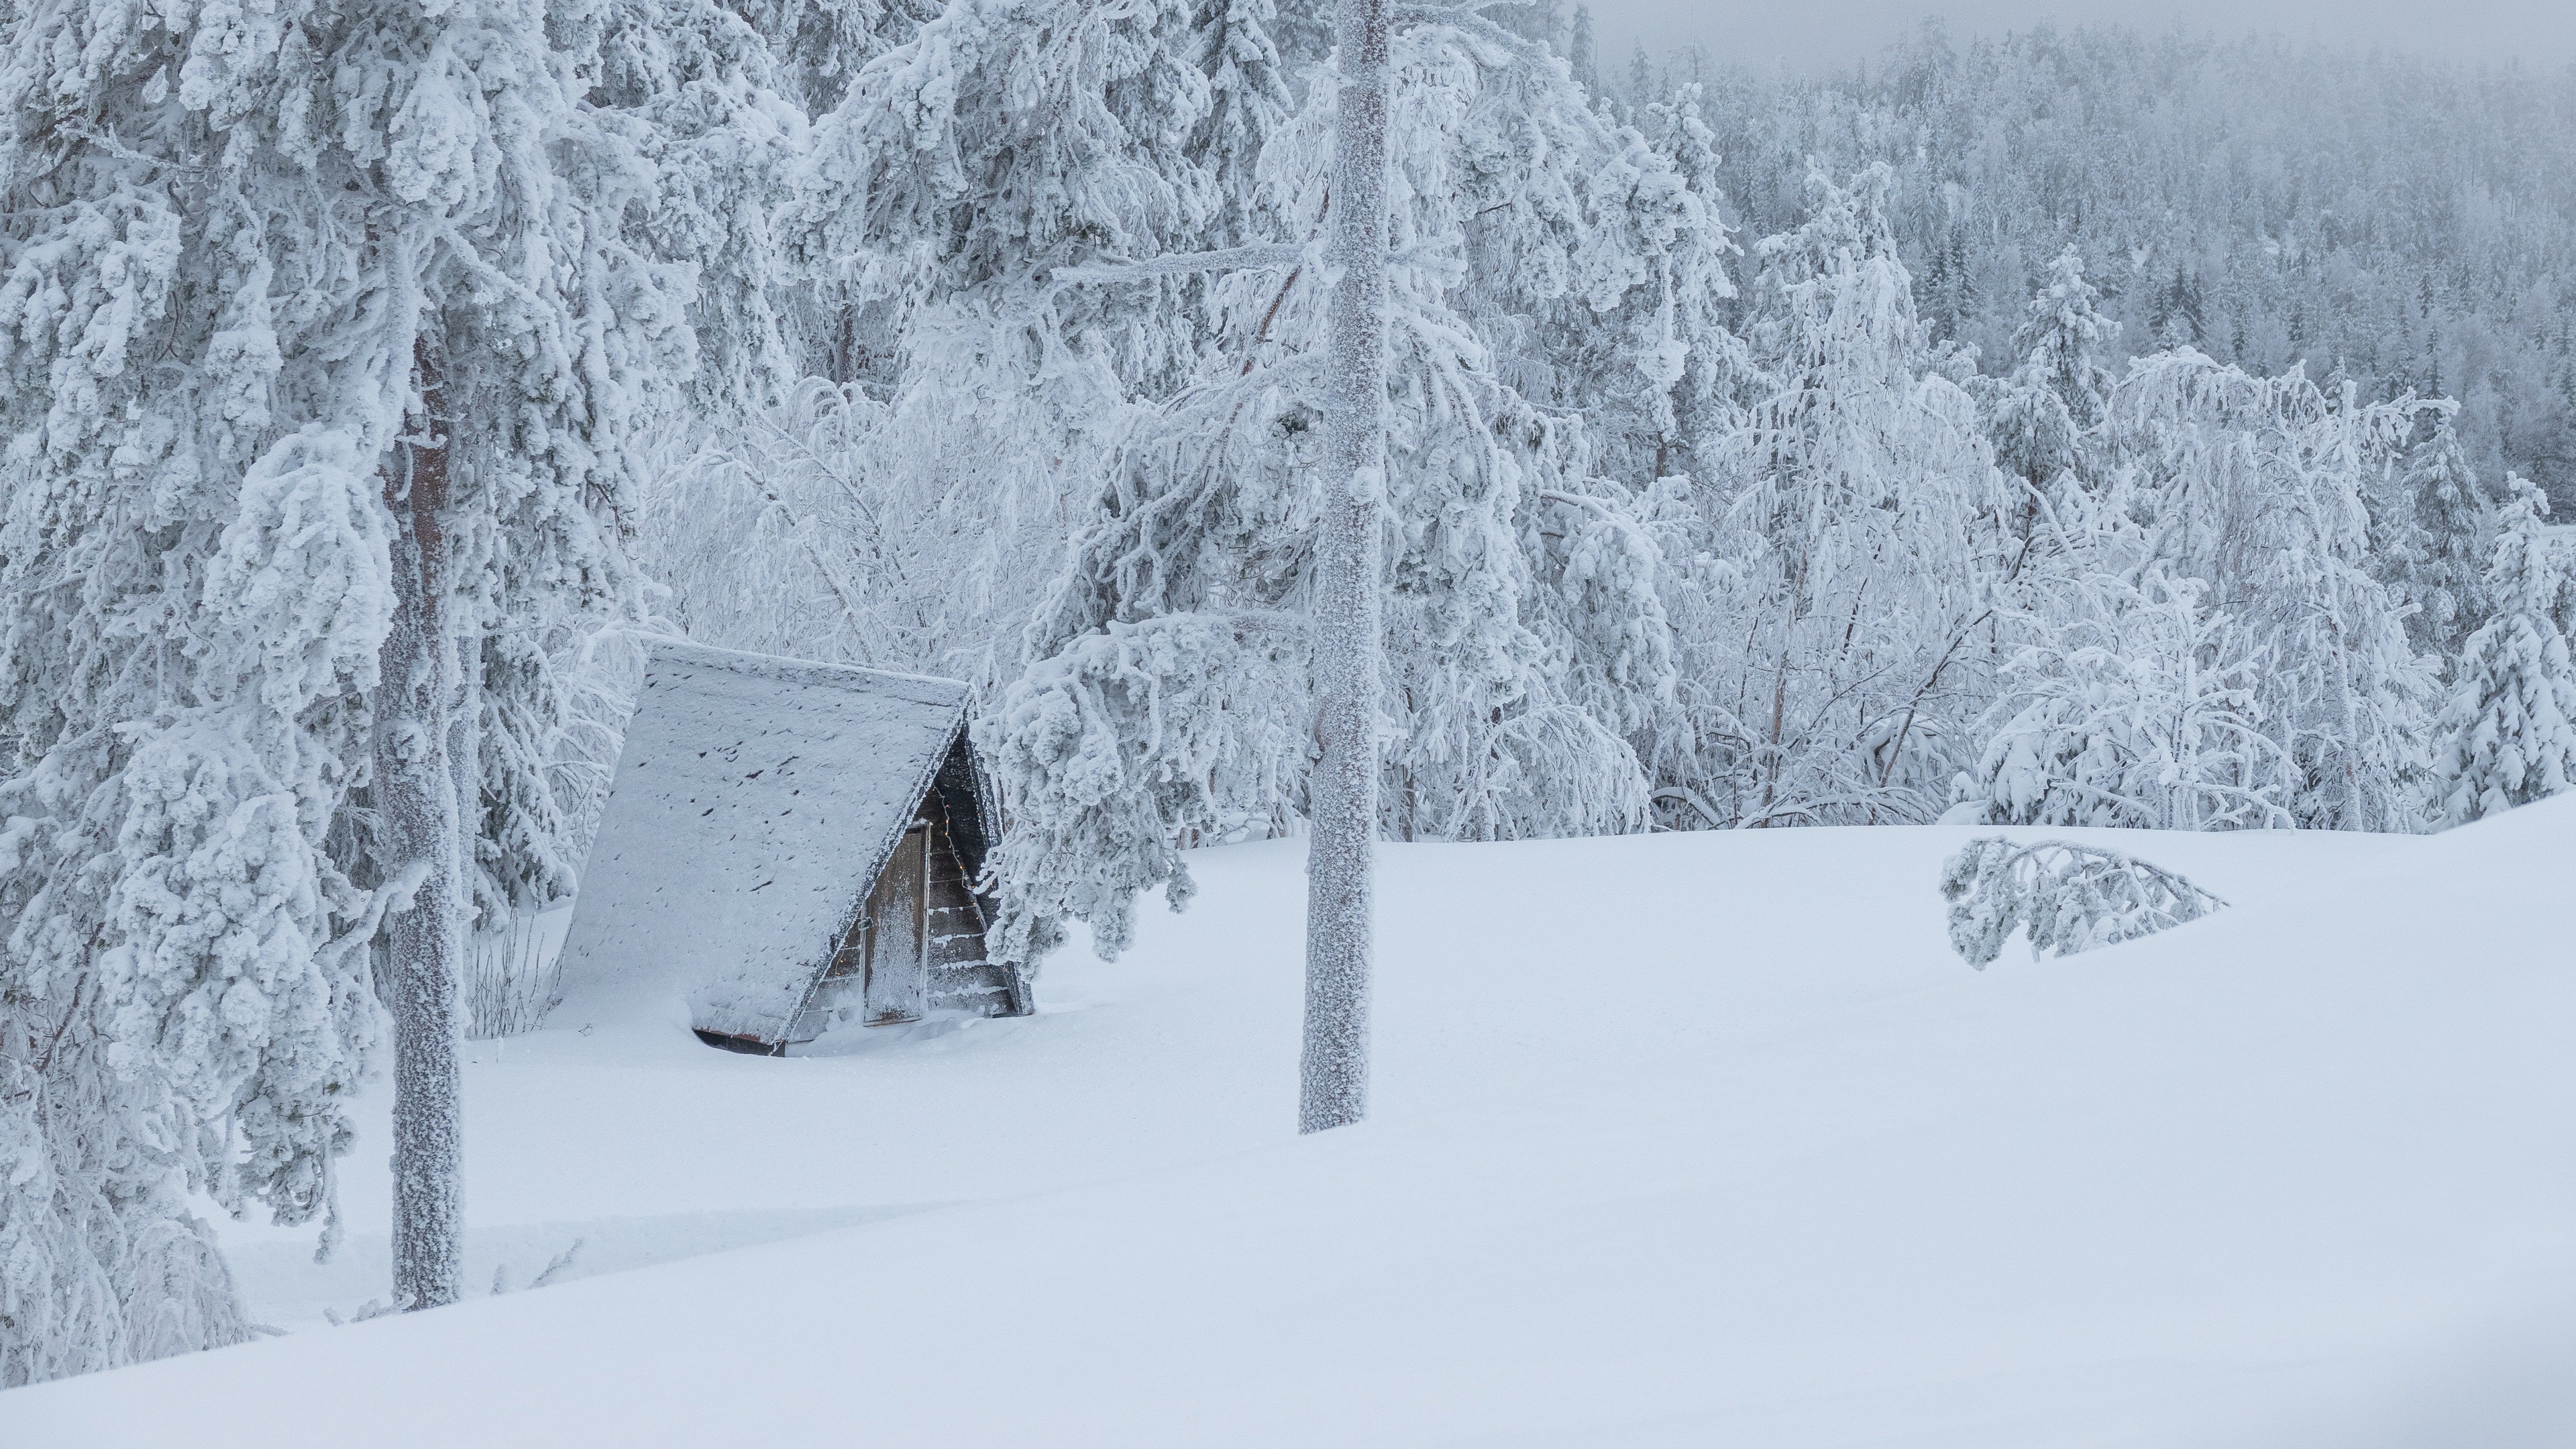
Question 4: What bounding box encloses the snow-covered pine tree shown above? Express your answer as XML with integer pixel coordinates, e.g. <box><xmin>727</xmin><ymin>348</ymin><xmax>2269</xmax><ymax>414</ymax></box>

<box><xmin>1191</xmin><ymin>0</ymin><xmax>1296</xmax><ymax>251</ymax></box>
<box><xmin>1499</xmin><ymin>75</ymin><xmax>1738</xmax><ymax>498</ymax></box>
<box><xmin>792</xmin><ymin>0</ymin><xmax>1222</xmax><ymax>383</ymax></box>
<box><xmin>1568</xmin><ymin>2</ymin><xmax>1598</xmax><ymax>96</ymax></box>
<box><xmin>1</xmin><ymin>0</ymin><xmax>399</xmax><ymax>1377</ymax></box>
<box><xmin>1984</xmin><ymin>248</ymin><xmax>2118</xmax><ymax>529</ymax></box>
<box><xmin>1623</xmin><ymin>81</ymin><xmax>1743</xmax><ymax>485</ymax></box>
<box><xmin>591</xmin><ymin>0</ymin><xmax>811</xmax><ymax>419</ymax></box>
<box><xmin>2434</xmin><ymin>475</ymin><xmax>2576</xmax><ymax>824</ymax></box>
<box><xmin>0</xmin><ymin>0</ymin><xmax>689</xmax><ymax>1358</ymax></box>
<box><xmin>2374</xmin><ymin>402</ymin><xmax>2496</xmax><ymax>663</ymax></box>
<box><xmin>784</xmin><ymin>0</ymin><xmax>1231</xmax><ymax>689</ymax></box>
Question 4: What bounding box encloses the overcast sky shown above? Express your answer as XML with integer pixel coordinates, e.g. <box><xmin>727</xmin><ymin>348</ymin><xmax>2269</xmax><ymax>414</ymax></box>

<box><xmin>1588</xmin><ymin>0</ymin><xmax>2576</xmax><ymax>74</ymax></box>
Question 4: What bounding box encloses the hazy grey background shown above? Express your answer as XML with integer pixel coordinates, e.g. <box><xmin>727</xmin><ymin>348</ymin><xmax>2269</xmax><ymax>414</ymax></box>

<box><xmin>1591</xmin><ymin>0</ymin><xmax>2576</xmax><ymax>74</ymax></box>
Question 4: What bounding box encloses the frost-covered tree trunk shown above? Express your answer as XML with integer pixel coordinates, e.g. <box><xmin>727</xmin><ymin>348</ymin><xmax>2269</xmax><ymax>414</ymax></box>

<box><xmin>376</xmin><ymin>339</ymin><xmax>467</xmax><ymax>1311</ymax></box>
<box><xmin>1301</xmin><ymin>0</ymin><xmax>1390</xmax><ymax>1135</ymax></box>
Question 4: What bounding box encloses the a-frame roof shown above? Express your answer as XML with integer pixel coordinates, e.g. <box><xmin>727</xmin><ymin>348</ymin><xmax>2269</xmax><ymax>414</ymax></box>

<box><xmin>555</xmin><ymin>641</ymin><xmax>971</xmax><ymax>1043</ymax></box>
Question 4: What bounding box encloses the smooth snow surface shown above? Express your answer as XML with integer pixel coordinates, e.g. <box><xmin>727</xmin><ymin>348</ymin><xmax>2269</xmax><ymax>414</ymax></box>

<box><xmin>8</xmin><ymin>812</ymin><xmax>2575</xmax><ymax>1446</ymax></box>
<box><xmin>555</xmin><ymin>641</ymin><xmax>969</xmax><ymax>1042</ymax></box>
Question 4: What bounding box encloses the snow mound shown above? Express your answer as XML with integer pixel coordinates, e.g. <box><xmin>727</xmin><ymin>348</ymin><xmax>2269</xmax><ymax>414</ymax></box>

<box><xmin>7</xmin><ymin>809</ymin><xmax>2572</xmax><ymax>1447</ymax></box>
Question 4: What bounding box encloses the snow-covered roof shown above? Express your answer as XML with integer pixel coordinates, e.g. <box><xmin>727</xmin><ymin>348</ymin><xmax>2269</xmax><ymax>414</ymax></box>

<box><xmin>555</xmin><ymin>641</ymin><xmax>971</xmax><ymax>1043</ymax></box>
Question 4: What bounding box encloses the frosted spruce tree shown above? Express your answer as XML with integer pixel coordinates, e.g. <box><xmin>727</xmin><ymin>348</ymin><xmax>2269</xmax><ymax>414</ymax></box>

<box><xmin>1984</xmin><ymin>248</ymin><xmax>2118</xmax><ymax>533</ymax></box>
<box><xmin>0</xmin><ymin>0</ymin><xmax>690</xmax><ymax>1366</ymax></box>
<box><xmin>2434</xmin><ymin>476</ymin><xmax>2576</xmax><ymax>824</ymax></box>
<box><xmin>592</xmin><ymin>0</ymin><xmax>813</xmax><ymax>417</ymax></box>
<box><xmin>1622</xmin><ymin>80</ymin><xmax>1743</xmax><ymax>484</ymax></box>
<box><xmin>1191</xmin><ymin>0</ymin><xmax>1297</xmax><ymax>250</ymax></box>
<box><xmin>2374</xmin><ymin>404</ymin><xmax>2496</xmax><ymax>663</ymax></box>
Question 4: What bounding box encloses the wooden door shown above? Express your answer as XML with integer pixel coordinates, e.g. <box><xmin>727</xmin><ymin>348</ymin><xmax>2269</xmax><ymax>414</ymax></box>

<box><xmin>863</xmin><ymin>823</ymin><xmax>929</xmax><ymax>1025</ymax></box>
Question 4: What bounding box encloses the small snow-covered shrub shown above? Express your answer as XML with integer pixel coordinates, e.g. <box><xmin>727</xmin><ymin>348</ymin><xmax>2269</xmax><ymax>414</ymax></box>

<box><xmin>466</xmin><ymin>912</ymin><xmax>570</xmax><ymax>1040</ymax></box>
<box><xmin>1939</xmin><ymin>838</ymin><xmax>2227</xmax><ymax>969</ymax></box>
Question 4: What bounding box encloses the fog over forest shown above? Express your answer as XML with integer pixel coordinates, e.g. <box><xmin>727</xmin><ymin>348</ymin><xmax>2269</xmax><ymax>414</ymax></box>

<box><xmin>1595</xmin><ymin>2</ymin><xmax>2576</xmax><ymax>71</ymax></box>
<box><xmin>1599</xmin><ymin>17</ymin><xmax>2576</xmax><ymax>509</ymax></box>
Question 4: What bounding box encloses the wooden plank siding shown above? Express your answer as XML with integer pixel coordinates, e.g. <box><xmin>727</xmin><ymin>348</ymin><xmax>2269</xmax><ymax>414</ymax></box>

<box><xmin>797</xmin><ymin>733</ymin><xmax>1027</xmax><ymax>1038</ymax></box>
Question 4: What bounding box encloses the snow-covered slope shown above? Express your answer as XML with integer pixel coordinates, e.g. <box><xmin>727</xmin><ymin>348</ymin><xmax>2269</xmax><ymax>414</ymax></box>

<box><xmin>7</xmin><ymin>812</ymin><xmax>2573</xmax><ymax>1447</ymax></box>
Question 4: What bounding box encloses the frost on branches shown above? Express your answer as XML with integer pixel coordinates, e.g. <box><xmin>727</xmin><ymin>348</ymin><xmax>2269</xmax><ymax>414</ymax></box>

<box><xmin>770</xmin><ymin>0</ymin><xmax>1232</xmax><ymax>690</ymax></box>
<box><xmin>983</xmin><ymin>614</ymin><xmax>1311</xmax><ymax>965</ymax></box>
<box><xmin>1940</xmin><ymin>838</ymin><xmax>2229</xmax><ymax>969</ymax></box>
<box><xmin>2099</xmin><ymin>355</ymin><xmax>2436</xmax><ymax>831</ymax></box>
<box><xmin>1962</xmin><ymin>564</ymin><xmax>2288</xmax><ymax>831</ymax></box>
<box><xmin>2434</xmin><ymin>476</ymin><xmax>2576</xmax><ymax>825</ymax></box>
<box><xmin>985</xmin><ymin>7</ymin><xmax>1707</xmax><ymax>969</ymax></box>
<box><xmin>1648</xmin><ymin>166</ymin><xmax>2004</xmax><ymax>830</ymax></box>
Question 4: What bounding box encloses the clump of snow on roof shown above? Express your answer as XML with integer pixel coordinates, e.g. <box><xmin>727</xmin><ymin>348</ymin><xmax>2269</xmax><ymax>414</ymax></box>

<box><xmin>553</xmin><ymin>641</ymin><xmax>969</xmax><ymax>1042</ymax></box>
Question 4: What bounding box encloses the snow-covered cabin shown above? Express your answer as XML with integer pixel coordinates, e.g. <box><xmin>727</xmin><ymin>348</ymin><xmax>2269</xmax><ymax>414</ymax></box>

<box><xmin>557</xmin><ymin>642</ymin><xmax>1030</xmax><ymax>1053</ymax></box>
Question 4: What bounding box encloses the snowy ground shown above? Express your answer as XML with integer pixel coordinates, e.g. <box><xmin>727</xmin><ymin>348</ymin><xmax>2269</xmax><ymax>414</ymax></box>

<box><xmin>7</xmin><ymin>810</ymin><xmax>2575</xmax><ymax>1446</ymax></box>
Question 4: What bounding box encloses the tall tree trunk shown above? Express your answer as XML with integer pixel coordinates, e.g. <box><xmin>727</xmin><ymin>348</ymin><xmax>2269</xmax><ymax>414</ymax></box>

<box><xmin>1301</xmin><ymin>0</ymin><xmax>1389</xmax><ymax>1135</ymax></box>
<box><xmin>450</xmin><ymin>622</ymin><xmax>485</xmax><ymax>1031</ymax></box>
<box><xmin>378</xmin><ymin>335</ymin><xmax>467</xmax><ymax>1309</ymax></box>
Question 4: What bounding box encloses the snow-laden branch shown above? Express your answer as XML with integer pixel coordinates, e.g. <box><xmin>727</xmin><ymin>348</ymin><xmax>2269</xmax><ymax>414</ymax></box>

<box><xmin>1648</xmin><ymin>786</ymin><xmax>1727</xmax><ymax>830</ymax></box>
<box><xmin>1049</xmin><ymin>244</ymin><xmax>1308</xmax><ymax>290</ymax></box>
<box><xmin>1939</xmin><ymin>838</ymin><xmax>2227</xmax><ymax>969</ymax></box>
<box><xmin>315</xmin><ymin>860</ymin><xmax>435</xmax><ymax>974</ymax></box>
<box><xmin>1390</xmin><ymin>5</ymin><xmax>1554</xmax><ymax>65</ymax></box>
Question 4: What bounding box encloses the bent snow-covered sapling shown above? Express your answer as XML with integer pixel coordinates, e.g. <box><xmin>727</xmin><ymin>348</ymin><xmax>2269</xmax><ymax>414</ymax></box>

<box><xmin>1939</xmin><ymin>838</ymin><xmax>2227</xmax><ymax>968</ymax></box>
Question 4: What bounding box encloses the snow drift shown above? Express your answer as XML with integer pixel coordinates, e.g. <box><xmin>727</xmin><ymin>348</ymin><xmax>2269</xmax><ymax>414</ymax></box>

<box><xmin>3</xmin><ymin>805</ymin><xmax>2571</xmax><ymax>1447</ymax></box>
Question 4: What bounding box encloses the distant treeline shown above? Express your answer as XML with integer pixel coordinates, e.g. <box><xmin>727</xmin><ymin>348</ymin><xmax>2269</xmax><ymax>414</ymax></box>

<box><xmin>1613</xmin><ymin>22</ymin><xmax>2576</xmax><ymax>508</ymax></box>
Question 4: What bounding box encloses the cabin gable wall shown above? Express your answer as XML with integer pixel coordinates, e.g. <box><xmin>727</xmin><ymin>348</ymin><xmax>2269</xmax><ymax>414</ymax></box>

<box><xmin>787</xmin><ymin>746</ymin><xmax>1027</xmax><ymax>1042</ymax></box>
